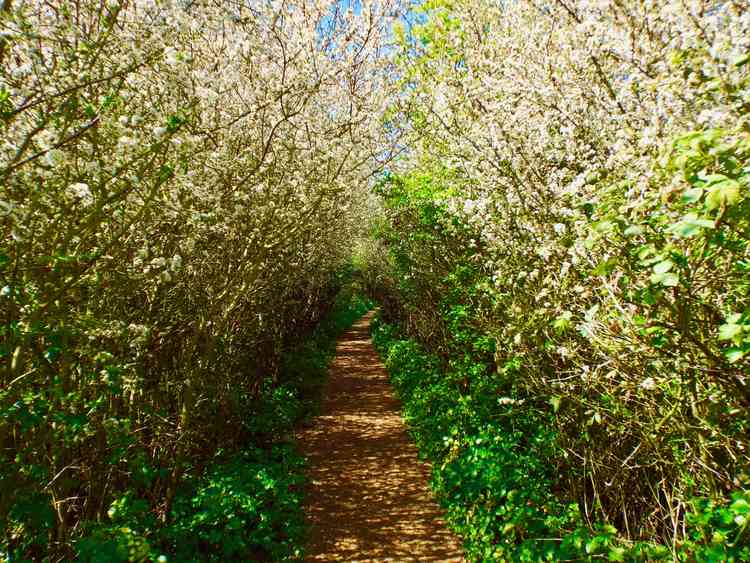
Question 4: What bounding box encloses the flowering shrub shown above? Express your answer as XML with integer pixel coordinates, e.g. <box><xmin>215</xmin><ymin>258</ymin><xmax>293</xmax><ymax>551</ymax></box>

<box><xmin>0</xmin><ymin>0</ymin><xmax>392</xmax><ymax>558</ymax></box>
<box><xmin>3</xmin><ymin>0</ymin><xmax>749</xmax><ymax>558</ymax></box>
<box><xmin>370</xmin><ymin>0</ymin><xmax>750</xmax><ymax>556</ymax></box>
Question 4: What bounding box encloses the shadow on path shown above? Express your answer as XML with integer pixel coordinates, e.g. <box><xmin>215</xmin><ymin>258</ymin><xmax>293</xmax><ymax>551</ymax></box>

<box><xmin>296</xmin><ymin>311</ymin><xmax>463</xmax><ymax>562</ymax></box>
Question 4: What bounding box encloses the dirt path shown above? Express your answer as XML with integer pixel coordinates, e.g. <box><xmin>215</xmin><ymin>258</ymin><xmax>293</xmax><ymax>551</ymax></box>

<box><xmin>296</xmin><ymin>311</ymin><xmax>463</xmax><ymax>562</ymax></box>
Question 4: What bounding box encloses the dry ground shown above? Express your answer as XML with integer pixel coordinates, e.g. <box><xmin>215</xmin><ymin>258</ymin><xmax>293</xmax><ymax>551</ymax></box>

<box><xmin>296</xmin><ymin>311</ymin><xmax>463</xmax><ymax>562</ymax></box>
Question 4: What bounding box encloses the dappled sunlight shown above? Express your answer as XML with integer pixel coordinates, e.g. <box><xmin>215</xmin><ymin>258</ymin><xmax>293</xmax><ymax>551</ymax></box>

<box><xmin>297</xmin><ymin>312</ymin><xmax>463</xmax><ymax>562</ymax></box>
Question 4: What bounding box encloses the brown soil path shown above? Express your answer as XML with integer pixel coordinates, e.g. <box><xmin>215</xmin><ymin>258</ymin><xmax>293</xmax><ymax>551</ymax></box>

<box><xmin>296</xmin><ymin>311</ymin><xmax>463</xmax><ymax>562</ymax></box>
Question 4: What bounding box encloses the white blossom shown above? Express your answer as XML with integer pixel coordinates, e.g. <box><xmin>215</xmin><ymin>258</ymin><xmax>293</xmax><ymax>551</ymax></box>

<box><xmin>164</xmin><ymin>47</ymin><xmax>180</xmax><ymax>66</ymax></box>
<box><xmin>68</xmin><ymin>182</ymin><xmax>94</xmax><ymax>206</ymax></box>
<box><xmin>640</xmin><ymin>377</ymin><xmax>657</xmax><ymax>391</ymax></box>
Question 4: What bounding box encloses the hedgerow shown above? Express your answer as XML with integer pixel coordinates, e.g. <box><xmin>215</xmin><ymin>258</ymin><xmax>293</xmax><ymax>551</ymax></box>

<box><xmin>73</xmin><ymin>290</ymin><xmax>368</xmax><ymax>562</ymax></box>
<box><xmin>3</xmin><ymin>0</ymin><xmax>750</xmax><ymax>559</ymax></box>
<box><xmin>372</xmin><ymin>315</ymin><xmax>750</xmax><ymax>561</ymax></box>
<box><xmin>0</xmin><ymin>0</ymin><xmax>388</xmax><ymax>557</ymax></box>
<box><xmin>363</xmin><ymin>0</ymin><xmax>750</xmax><ymax>558</ymax></box>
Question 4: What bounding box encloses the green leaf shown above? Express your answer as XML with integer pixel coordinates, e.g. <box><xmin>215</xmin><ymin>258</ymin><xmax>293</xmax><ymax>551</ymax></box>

<box><xmin>637</xmin><ymin>245</ymin><xmax>656</xmax><ymax>260</ymax></box>
<box><xmin>674</xmin><ymin>223</ymin><xmax>702</xmax><ymax>237</ymax></box>
<box><xmin>730</xmin><ymin>497</ymin><xmax>750</xmax><ymax>514</ymax></box>
<box><xmin>623</xmin><ymin>225</ymin><xmax>643</xmax><ymax>236</ymax></box>
<box><xmin>652</xmin><ymin>260</ymin><xmax>674</xmax><ymax>275</ymax></box>
<box><xmin>553</xmin><ymin>311</ymin><xmax>573</xmax><ymax>333</ymax></box>
<box><xmin>718</xmin><ymin>323</ymin><xmax>742</xmax><ymax>341</ymax></box>
<box><xmin>669</xmin><ymin>212</ymin><xmax>716</xmax><ymax>238</ymax></box>
<box><xmin>705</xmin><ymin>179</ymin><xmax>741</xmax><ymax>210</ymax></box>
<box><xmin>661</xmin><ymin>273</ymin><xmax>679</xmax><ymax>287</ymax></box>
<box><xmin>682</xmin><ymin>187</ymin><xmax>703</xmax><ymax>203</ymax></box>
<box><xmin>592</xmin><ymin>258</ymin><xmax>617</xmax><ymax>276</ymax></box>
<box><xmin>593</xmin><ymin>220</ymin><xmax>615</xmax><ymax>233</ymax></box>
<box><xmin>608</xmin><ymin>547</ymin><xmax>626</xmax><ymax>561</ymax></box>
<box><xmin>725</xmin><ymin>348</ymin><xmax>745</xmax><ymax>363</ymax></box>
<box><xmin>650</xmin><ymin>272</ymin><xmax>679</xmax><ymax>287</ymax></box>
<box><xmin>550</xmin><ymin>396</ymin><xmax>562</xmax><ymax>413</ymax></box>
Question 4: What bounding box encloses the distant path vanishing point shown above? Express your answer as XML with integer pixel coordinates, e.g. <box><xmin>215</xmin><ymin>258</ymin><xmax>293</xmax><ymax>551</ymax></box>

<box><xmin>296</xmin><ymin>310</ymin><xmax>463</xmax><ymax>562</ymax></box>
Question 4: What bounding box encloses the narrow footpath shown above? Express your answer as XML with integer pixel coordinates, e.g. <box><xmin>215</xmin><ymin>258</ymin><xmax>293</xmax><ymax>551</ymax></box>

<box><xmin>296</xmin><ymin>311</ymin><xmax>463</xmax><ymax>562</ymax></box>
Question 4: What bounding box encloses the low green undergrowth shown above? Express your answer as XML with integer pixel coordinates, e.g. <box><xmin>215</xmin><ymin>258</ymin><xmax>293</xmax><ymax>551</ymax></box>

<box><xmin>372</xmin><ymin>316</ymin><xmax>750</xmax><ymax>562</ymax></box>
<box><xmin>76</xmin><ymin>445</ymin><xmax>305</xmax><ymax>563</ymax></box>
<box><xmin>63</xmin><ymin>292</ymin><xmax>372</xmax><ymax>563</ymax></box>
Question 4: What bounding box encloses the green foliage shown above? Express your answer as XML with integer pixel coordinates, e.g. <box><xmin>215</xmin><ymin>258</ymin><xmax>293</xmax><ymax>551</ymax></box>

<box><xmin>372</xmin><ymin>317</ymin><xmax>750</xmax><ymax>562</ymax></box>
<box><xmin>76</xmin><ymin>446</ymin><xmax>306</xmax><ymax>563</ymax></box>
<box><xmin>78</xmin><ymin>522</ymin><xmax>155</xmax><ymax>563</ymax></box>
<box><xmin>372</xmin><ymin>318</ymin><xmax>600</xmax><ymax>561</ymax></box>
<box><xmin>1</xmin><ymin>490</ymin><xmax>56</xmax><ymax>561</ymax></box>
<box><xmin>162</xmin><ymin>446</ymin><xmax>305</xmax><ymax>562</ymax></box>
<box><xmin>244</xmin><ymin>381</ymin><xmax>305</xmax><ymax>443</ymax></box>
<box><xmin>682</xmin><ymin>492</ymin><xmax>750</xmax><ymax>562</ymax></box>
<box><xmin>2</xmin><ymin>286</ymin><xmax>370</xmax><ymax>561</ymax></box>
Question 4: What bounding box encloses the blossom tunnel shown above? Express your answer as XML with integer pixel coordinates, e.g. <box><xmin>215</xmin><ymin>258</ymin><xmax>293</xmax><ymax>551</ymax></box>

<box><xmin>1</xmin><ymin>0</ymin><xmax>749</xmax><ymax>561</ymax></box>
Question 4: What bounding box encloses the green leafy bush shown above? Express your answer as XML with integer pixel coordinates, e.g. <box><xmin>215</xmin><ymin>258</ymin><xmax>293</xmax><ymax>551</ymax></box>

<box><xmin>70</xmin><ymin>290</ymin><xmax>371</xmax><ymax>562</ymax></box>
<box><xmin>75</xmin><ymin>446</ymin><xmax>305</xmax><ymax>563</ymax></box>
<box><xmin>372</xmin><ymin>315</ymin><xmax>750</xmax><ymax>562</ymax></box>
<box><xmin>162</xmin><ymin>446</ymin><xmax>305</xmax><ymax>563</ymax></box>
